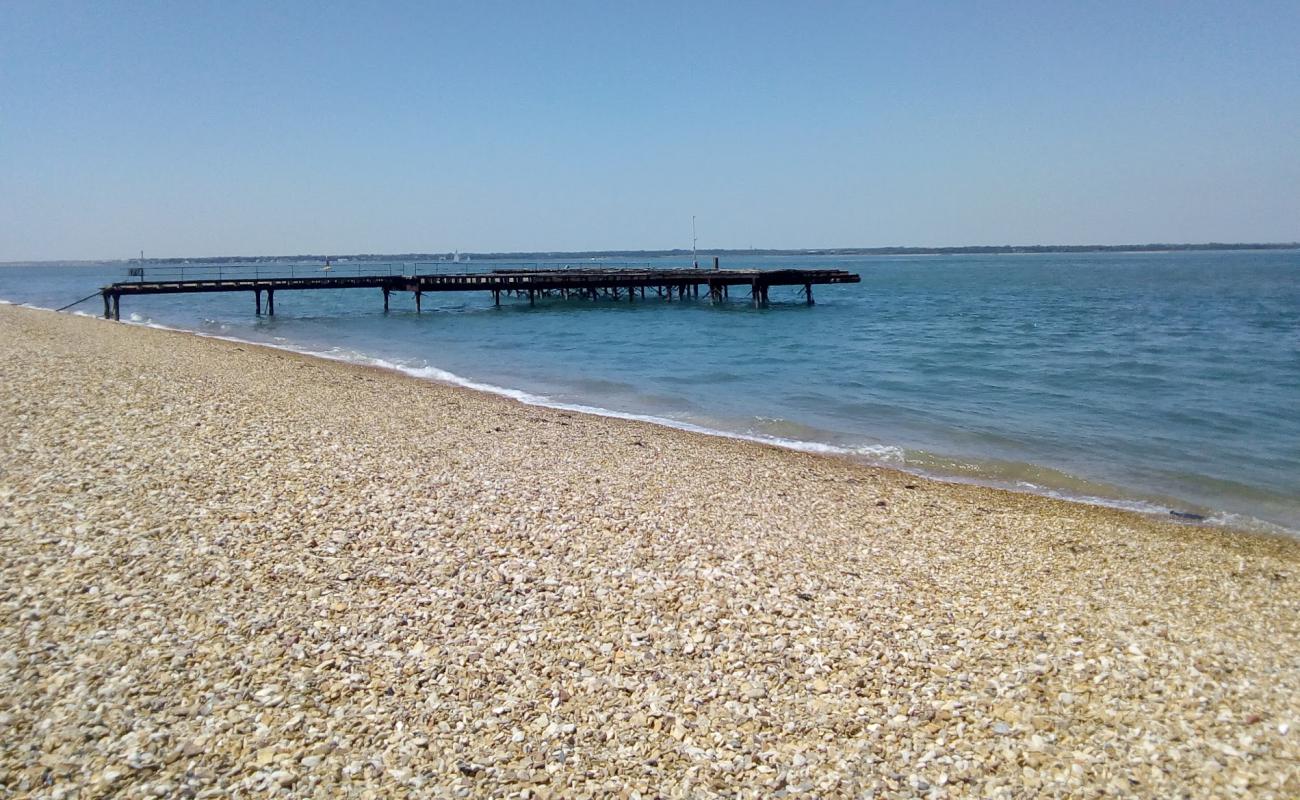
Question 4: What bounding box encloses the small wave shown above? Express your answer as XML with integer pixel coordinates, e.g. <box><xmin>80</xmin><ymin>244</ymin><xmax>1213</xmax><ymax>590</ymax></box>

<box><xmin>1203</xmin><ymin>511</ymin><xmax>1297</xmax><ymax>538</ymax></box>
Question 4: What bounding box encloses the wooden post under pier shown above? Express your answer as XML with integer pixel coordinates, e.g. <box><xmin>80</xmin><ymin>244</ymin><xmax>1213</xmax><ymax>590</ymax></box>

<box><xmin>101</xmin><ymin>290</ymin><xmax>121</xmax><ymax>320</ymax></box>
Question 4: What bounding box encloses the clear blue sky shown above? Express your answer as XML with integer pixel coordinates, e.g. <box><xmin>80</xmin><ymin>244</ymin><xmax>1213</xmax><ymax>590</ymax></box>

<box><xmin>2</xmin><ymin>1</ymin><xmax>1297</xmax><ymax>259</ymax></box>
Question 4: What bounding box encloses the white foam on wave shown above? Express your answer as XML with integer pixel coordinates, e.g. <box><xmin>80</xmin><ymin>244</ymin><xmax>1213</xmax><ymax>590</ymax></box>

<box><xmin>1203</xmin><ymin>511</ymin><xmax>1296</xmax><ymax>539</ymax></box>
<box><xmin>1038</xmin><ymin>488</ymin><xmax>1174</xmax><ymax>517</ymax></box>
<box><xmin>10</xmin><ymin>300</ymin><xmax>1298</xmax><ymax>539</ymax></box>
<box><xmin>313</xmin><ymin>352</ymin><xmax>911</xmax><ymax>462</ymax></box>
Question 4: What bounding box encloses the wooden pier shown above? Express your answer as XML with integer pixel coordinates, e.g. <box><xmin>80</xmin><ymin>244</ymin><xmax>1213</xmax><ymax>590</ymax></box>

<box><xmin>99</xmin><ymin>265</ymin><xmax>861</xmax><ymax>320</ymax></box>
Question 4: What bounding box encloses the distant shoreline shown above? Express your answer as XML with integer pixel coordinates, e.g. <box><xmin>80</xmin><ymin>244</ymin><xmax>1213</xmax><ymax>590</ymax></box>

<box><xmin>4</xmin><ymin>241</ymin><xmax>1298</xmax><ymax>266</ymax></box>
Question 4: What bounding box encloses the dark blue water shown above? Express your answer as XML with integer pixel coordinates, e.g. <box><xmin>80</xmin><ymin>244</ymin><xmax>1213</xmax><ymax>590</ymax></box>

<box><xmin>4</xmin><ymin>251</ymin><xmax>1298</xmax><ymax>534</ymax></box>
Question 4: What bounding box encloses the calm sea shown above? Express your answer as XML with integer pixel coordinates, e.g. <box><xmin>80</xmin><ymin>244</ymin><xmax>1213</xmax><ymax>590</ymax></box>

<box><xmin>3</xmin><ymin>251</ymin><xmax>1298</xmax><ymax>535</ymax></box>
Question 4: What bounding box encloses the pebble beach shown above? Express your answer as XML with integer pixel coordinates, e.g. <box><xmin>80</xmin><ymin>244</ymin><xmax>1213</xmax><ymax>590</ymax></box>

<box><xmin>1</xmin><ymin>303</ymin><xmax>1297</xmax><ymax>798</ymax></box>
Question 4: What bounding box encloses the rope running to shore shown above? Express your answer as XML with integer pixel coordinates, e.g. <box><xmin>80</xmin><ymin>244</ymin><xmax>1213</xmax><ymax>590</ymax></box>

<box><xmin>55</xmin><ymin>291</ymin><xmax>103</xmax><ymax>312</ymax></box>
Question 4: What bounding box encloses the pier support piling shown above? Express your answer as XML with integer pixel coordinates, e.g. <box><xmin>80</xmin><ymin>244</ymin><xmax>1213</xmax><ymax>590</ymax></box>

<box><xmin>112</xmin><ymin>293</ymin><xmax>120</xmax><ymax>321</ymax></box>
<box><xmin>415</xmin><ymin>291</ymin><xmax>422</xmax><ymax>313</ymax></box>
<box><xmin>383</xmin><ymin>288</ymin><xmax>390</xmax><ymax>312</ymax></box>
<box><xmin>805</xmin><ymin>283</ymin><xmax>814</xmax><ymax>305</ymax></box>
<box><xmin>103</xmin><ymin>292</ymin><xmax>111</xmax><ymax>319</ymax></box>
<box><xmin>254</xmin><ymin>290</ymin><xmax>262</xmax><ymax>315</ymax></box>
<box><xmin>267</xmin><ymin>290</ymin><xmax>275</xmax><ymax>315</ymax></box>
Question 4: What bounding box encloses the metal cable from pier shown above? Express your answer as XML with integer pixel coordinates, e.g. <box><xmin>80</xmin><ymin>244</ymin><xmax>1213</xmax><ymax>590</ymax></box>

<box><xmin>55</xmin><ymin>291</ymin><xmax>104</xmax><ymax>312</ymax></box>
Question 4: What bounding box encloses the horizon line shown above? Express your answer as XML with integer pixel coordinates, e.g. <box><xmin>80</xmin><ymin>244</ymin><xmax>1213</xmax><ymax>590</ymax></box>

<box><xmin>4</xmin><ymin>241</ymin><xmax>1299</xmax><ymax>265</ymax></box>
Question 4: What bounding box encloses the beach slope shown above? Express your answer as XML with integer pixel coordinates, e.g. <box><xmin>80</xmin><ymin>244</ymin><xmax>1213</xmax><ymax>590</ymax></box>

<box><xmin>1</xmin><ymin>305</ymin><xmax>1296</xmax><ymax>798</ymax></box>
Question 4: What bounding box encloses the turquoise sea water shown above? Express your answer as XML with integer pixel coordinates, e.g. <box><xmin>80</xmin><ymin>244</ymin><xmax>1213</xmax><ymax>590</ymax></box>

<box><xmin>3</xmin><ymin>250</ymin><xmax>1298</xmax><ymax>535</ymax></box>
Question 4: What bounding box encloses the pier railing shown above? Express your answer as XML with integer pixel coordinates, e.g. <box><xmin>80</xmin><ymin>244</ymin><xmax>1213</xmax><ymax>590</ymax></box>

<box><xmin>119</xmin><ymin>260</ymin><xmax>668</xmax><ymax>283</ymax></box>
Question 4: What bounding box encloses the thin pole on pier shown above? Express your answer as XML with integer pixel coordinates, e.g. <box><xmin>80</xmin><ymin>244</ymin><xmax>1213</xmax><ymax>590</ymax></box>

<box><xmin>692</xmin><ymin>215</ymin><xmax>698</xmax><ymax>269</ymax></box>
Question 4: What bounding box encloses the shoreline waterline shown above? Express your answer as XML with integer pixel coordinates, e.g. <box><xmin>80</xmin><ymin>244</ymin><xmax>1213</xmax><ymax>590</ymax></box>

<box><xmin>4</xmin><ymin>250</ymin><xmax>1299</xmax><ymax>536</ymax></box>
<box><xmin>10</xmin><ymin>297</ymin><xmax>1291</xmax><ymax>540</ymax></box>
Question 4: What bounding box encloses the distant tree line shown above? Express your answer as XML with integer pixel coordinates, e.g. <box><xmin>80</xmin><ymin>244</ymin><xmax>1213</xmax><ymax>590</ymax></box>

<box><xmin>116</xmin><ymin>242</ymin><xmax>1300</xmax><ymax>265</ymax></box>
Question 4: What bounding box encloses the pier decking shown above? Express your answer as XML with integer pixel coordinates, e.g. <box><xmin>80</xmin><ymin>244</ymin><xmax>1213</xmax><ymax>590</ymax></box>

<box><xmin>99</xmin><ymin>266</ymin><xmax>861</xmax><ymax>319</ymax></box>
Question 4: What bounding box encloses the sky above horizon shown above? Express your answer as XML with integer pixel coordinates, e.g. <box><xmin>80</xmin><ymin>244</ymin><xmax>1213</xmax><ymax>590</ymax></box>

<box><xmin>2</xmin><ymin>1</ymin><xmax>1298</xmax><ymax>260</ymax></box>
